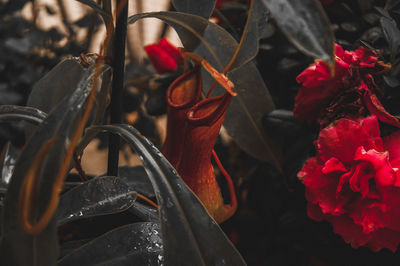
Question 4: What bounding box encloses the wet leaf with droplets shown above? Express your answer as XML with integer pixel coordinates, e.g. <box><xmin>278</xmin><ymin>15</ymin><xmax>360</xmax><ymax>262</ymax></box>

<box><xmin>56</xmin><ymin>176</ymin><xmax>137</xmax><ymax>225</ymax></box>
<box><xmin>58</xmin><ymin>222</ymin><xmax>163</xmax><ymax>266</ymax></box>
<box><xmin>0</xmin><ymin>142</ymin><xmax>20</xmax><ymax>185</ymax></box>
<box><xmin>99</xmin><ymin>166</ymin><xmax>155</xmax><ymax>198</ymax></box>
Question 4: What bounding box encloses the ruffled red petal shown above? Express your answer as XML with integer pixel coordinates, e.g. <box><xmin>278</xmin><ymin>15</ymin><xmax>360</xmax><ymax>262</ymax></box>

<box><xmin>317</xmin><ymin>117</ymin><xmax>383</xmax><ymax>163</ymax></box>
<box><xmin>384</xmin><ymin>131</ymin><xmax>400</xmax><ymax>169</ymax></box>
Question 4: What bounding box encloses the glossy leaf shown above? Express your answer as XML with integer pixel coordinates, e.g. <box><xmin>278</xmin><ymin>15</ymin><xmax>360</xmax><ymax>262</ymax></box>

<box><xmin>97</xmin><ymin>252</ymin><xmax>162</xmax><ymax>266</ymax></box>
<box><xmin>129</xmin><ymin>11</ymin><xmax>279</xmax><ymax>167</ymax></box>
<box><xmin>26</xmin><ymin>58</ymin><xmax>85</xmax><ymax>115</ymax></box>
<box><xmin>56</xmin><ymin>176</ymin><xmax>137</xmax><ymax>225</ymax></box>
<box><xmin>0</xmin><ymin>105</ymin><xmax>47</xmax><ymax>126</ymax></box>
<box><xmin>58</xmin><ymin>222</ymin><xmax>163</xmax><ymax>266</ymax></box>
<box><xmin>25</xmin><ymin>58</ymin><xmax>85</xmax><ymax>140</ymax></box>
<box><xmin>261</xmin><ymin>0</ymin><xmax>335</xmax><ymax>65</ymax></box>
<box><xmin>26</xmin><ymin>58</ymin><xmax>112</xmax><ymax>138</ymax></box>
<box><xmin>173</xmin><ymin>0</ymin><xmax>216</xmax><ymax>19</ymax></box>
<box><xmin>0</xmin><ymin>142</ymin><xmax>20</xmax><ymax>185</ymax></box>
<box><xmin>60</xmin><ymin>239</ymin><xmax>92</xmax><ymax>258</ymax></box>
<box><xmin>77</xmin><ymin>145</ymin><xmax>158</xmax><ymax>223</ymax></box>
<box><xmin>0</xmin><ymin>64</ymin><xmax>110</xmax><ymax>266</ymax></box>
<box><xmin>128</xmin><ymin>202</ymin><xmax>159</xmax><ymax>222</ymax></box>
<box><xmin>100</xmin><ymin>166</ymin><xmax>155</xmax><ymax>198</ymax></box>
<box><xmin>86</xmin><ymin>124</ymin><xmax>246</xmax><ymax>265</ymax></box>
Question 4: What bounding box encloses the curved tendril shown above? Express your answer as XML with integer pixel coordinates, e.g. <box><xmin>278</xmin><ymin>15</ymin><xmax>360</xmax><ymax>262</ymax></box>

<box><xmin>137</xmin><ymin>193</ymin><xmax>159</xmax><ymax>209</ymax></box>
<box><xmin>212</xmin><ymin>149</ymin><xmax>237</xmax><ymax>211</ymax></box>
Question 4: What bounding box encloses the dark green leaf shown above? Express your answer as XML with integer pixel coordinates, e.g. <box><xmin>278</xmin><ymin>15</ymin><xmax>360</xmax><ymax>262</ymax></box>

<box><xmin>86</xmin><ymin>124</ymin><xmax>246</xmax><ymax>266</ymax></box>
<box><xmin>129</xmin><ymin>11</ymin><xmax>279</xmax><ymax>167</ymax></box>
<box><xmin>173</xmin><ymin>0</ymin><xmax>216</xmax><ymax>18</ymax></box>
<box><xmin>261</xmin><ymin>0</ymin><xmax>335</xmax><ymax>65</ymax></box>
<box><xmin>56</xmin><ymin>176</ymin><xmax>137</xmax><ymax>225</ymax></box>
<box><xmin>0</xmin><ymin>105</ymin><xmax>47</xmax><ymax>126</ymax></box>
<box><xmin>58</xmin><ymin>222</ymin><xmax>163</xmax><ymax>266</ymax></box>
<box><xmin>0</xmin><ymin>64</ymin><xmax>110</xmax><ymax>266</ymax></box>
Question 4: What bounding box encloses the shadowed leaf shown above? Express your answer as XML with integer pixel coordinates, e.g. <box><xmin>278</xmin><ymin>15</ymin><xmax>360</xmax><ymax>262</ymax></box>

<box><xmin>27</xmin><ymin>58</ymin><xmax>85</xmax><ymax>115</ymax></box>
<box><xmin>225</xmin><ymin>0</ymin><xmax>269</xmax><ymax>71</ymax></box>
<box><xmin>261</xmin><ymin>0</ymin><xmax>335</xmax><ymax>65</ymax></box>
<box><xmin>56</xmin><ymin>176</ymin><xmax>137</xmax><ymax>225</ymax></box>
<box><xmin>86</xmin><ymin>124</ymin><xmax>246</xmax><ymax>265</ymax></box>
<box><xmin>58</xmin><ymin>222</ymin><xmax>163</xmax><ymax>266</ymax></box>
<box><xmin>128</xmin><ymin>202</ymin><xmax>159</xmax><ymax>222</ymax></box>
<box><xmin>0</xmin><ymin>64</ymin><xmax>110</xmax><ymax>266</ymax></box>
<box><xmin>173</xmin><ymin>0</ymin><xmax>216</xmax><ymax>18</ymax></box>
<box><xmin>100</xmin><ymin>166</ymin><xmax>155</xmax><ymax>198</ymax></box>
<box><xmin>0</xmin><ymin>105</ymin><xmax>47</xmax><ymax>126</ymax></box>
<box><xmin>380</xmin><ymin>16</ymin><xmax>400</xmax><ymax>76</ymax></box>
<box><xmin>0</xmin><ymin>142</ymin><xmax>20</xmax><ymax>186</ymax></box>
<box><xmin>26</xmin><ymin>58</ymin><xmax>112</xmax><ymax>139</ymax></box>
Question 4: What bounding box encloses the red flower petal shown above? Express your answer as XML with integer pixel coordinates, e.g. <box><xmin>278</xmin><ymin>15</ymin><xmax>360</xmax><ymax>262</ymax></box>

<box><xmin>301</xmin><ymin>158</ymin><xmax>348</xmax><ymax>215</ymax></box>
<box><xmin>354</xmin><ymin>146</ymin><xmax>395</xmax><ymax>187</ymax></box>
<box><xmin>329</xmin><ymin>215</ymin><xmax>371</xmax><ymax>248</ymax></box>
<box><xmin>384</xmin><ymin>131</ymin><xmax>400</xmax><ymax>169</ymax></box>
<box><xmin>354</xmin><ymin>46</ymin><xmax>378</xmax><ymax>69</ymax></box>
<box><xmin>299</xmin><ymin>116</ymin><xmax>400</xmax><ymax>252</ymax></box>
<box><xmin>145</xmin><ymin>44</ymin><xmax>178</xmax><ymax>74</ymax></box>
<box><xmin>317</xmin><ymin>117</ymin><xmax>383</xmax><ymax>163</ymax></box>
<box><xmin>322</xmin><ymin>157</ymin><xmax>347</xmax><ymax>175</ymax></box>
<box><xmin>294</xmin><ymin>43</ymin><xmax>382</xmax><ymax>126</ymax></box>
<box><xmin>159</xmin><ymin>38</ymin><xmax>183</xmax><ymax>65</ymax></box>
<box><xmin>364</xmin><ymin>89</ymin><xmax>400</xmax><ymax>128</ymax></box>
<box><xmin>294</xmin><ymin>47</ymin><xmax>351</xmax><ymax>124</ymax></box>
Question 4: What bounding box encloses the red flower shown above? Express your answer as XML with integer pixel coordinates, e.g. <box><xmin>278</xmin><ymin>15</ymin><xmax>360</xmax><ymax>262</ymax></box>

<box><xmin>162</xmin><ymin>66</ymin><xmax>237</xmax><ymax>223</ymax></box>
<box><xmin>294</xmin><ymin>44</ymin><xmax>395</xmax><ymax>127</ymax></box>
<box><xmin>144</xmin><ymin>38</ymin><xmax>183</xmax><ymax>74</ymax></box>
<box><xmin>298</xmin><ymin>116</ymin><xmax>400</xmax><ymax>252</ymax></box>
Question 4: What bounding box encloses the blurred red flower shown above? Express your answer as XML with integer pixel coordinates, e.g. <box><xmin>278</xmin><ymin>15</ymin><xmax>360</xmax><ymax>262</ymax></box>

<box><xmin>144</xmin><ymin>38</ymin><xmax>183</xmax><ymax>74</ymax></box>
<box><xmin>294</xmin><ymin>43</ymin><xmax>395</xmax><ymax>127</ymax></box>
<box><xmin>299</xmin><ymin>116</ymin><xmax>400</xmax><ymax>252</ymax></box>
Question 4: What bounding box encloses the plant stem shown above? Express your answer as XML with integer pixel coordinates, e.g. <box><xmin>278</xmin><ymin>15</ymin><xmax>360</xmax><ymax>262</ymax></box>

<box><xmin>107</xmin><ymin>0</ymin><xmax>128</xmax><ymax>176</ymax></box>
